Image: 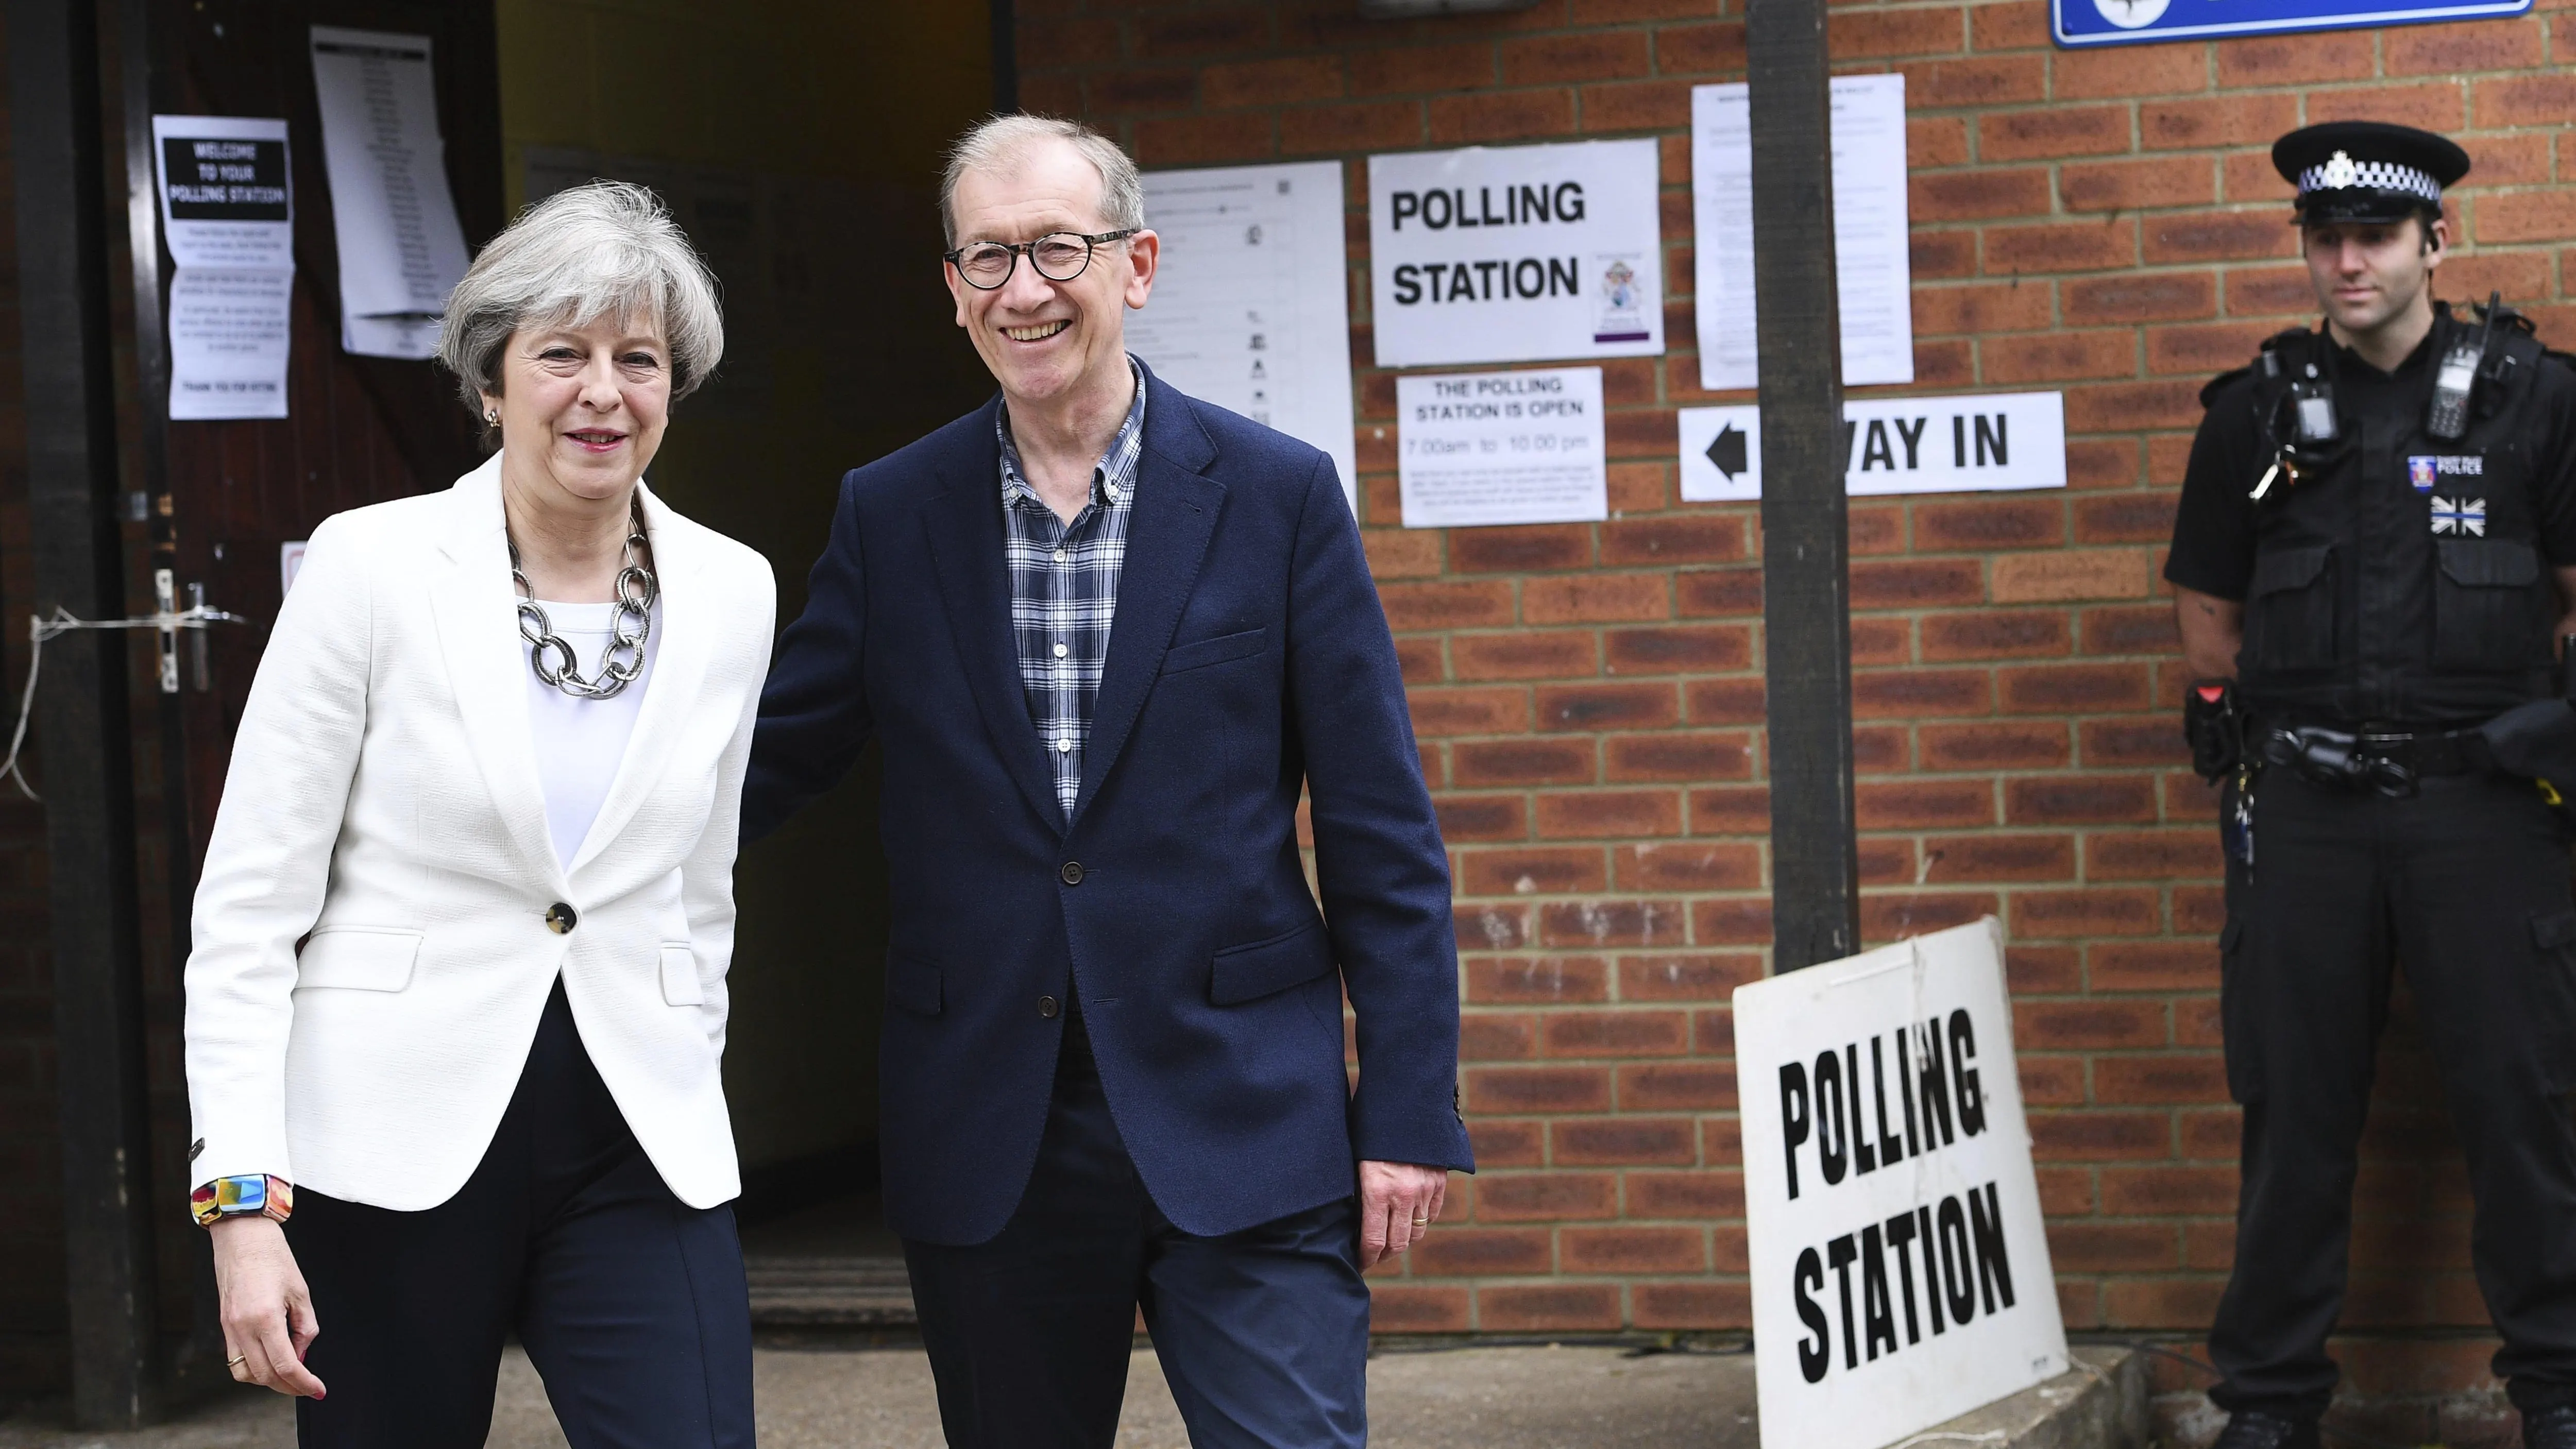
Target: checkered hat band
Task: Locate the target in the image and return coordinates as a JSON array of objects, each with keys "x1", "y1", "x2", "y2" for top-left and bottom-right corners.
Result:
[{"x1": 2298, "y1": 160, "x2": 2442, "y2": 205}]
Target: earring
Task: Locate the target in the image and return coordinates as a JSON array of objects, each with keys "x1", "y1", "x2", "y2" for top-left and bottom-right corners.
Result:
[{"x1": 484, "y1": 410, "x2": 498, "y2": 425}]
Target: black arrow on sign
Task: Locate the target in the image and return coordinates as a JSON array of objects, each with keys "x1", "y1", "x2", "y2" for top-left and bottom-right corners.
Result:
[{"x1": 1706, "y1": 422, "x2": 1748, "y2": 481}]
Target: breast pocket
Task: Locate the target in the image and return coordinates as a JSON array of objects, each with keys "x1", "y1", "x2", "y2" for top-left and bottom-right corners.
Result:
[
  {"x1": 2433, "y1": 537, "x2": 2545, "y2": 673},
  {"x1": 1163, "y1": 627, "x2": 1268, "y2": 676},
  {"x1": 2241, "y1": 544, "x2": 2338, "y2": 674}
]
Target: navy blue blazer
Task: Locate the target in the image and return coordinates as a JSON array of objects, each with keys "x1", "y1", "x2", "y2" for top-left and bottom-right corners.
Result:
[{"x1": 743, "y1": 364, "x2": 1473, "y2": 1245}]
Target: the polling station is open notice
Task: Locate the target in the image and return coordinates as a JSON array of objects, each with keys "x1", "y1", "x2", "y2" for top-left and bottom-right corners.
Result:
[{"x1": 1734, "y1": 918, "x2": 2068, "y2": 1449}]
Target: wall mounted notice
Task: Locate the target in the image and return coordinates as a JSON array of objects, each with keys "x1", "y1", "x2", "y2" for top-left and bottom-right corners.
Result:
[
  {"x1": 309, "y1": 26, "x2": 471, "y2": 360},
  {"x1": 1369, "y1": 139, "x2": 1662, "y2": 369},
  {"x1": 1677, "y1": 391, "x2": 2065, "y2": 502},
  {"x1": 1693, "y1": 75, "x2": 1914, "y2": 393},
  {"x1": 154, "y1": 115, "x2": 293, "y2": 420},
  {"x1": 1131, "y1": 161, "x2": 1358, "y2": 515},
  {"x1": 1397, "y1": 367, "x2": 1604, "y2": 529},
  {"x1": 1735, "y1": 918, "x2": 2068, "y2": 1449}
]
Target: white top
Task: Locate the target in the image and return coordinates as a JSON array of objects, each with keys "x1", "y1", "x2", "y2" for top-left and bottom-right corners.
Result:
[{"x1": 521, "y1": 598, "x2": 658, "y2": 868}]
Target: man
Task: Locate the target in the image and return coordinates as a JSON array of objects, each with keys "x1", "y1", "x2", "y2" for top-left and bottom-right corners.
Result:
[
  {"x1": 2167, "y1": 121, "x2": 2576, "y2": 1449},
  {"x1": 742, "y1": 115, "x2": 1472, "y2": 1448}
]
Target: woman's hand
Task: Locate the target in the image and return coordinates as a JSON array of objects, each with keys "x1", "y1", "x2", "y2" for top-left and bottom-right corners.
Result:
[{"x1": 211, "y1": 1216, "x2": 326, "y2": 1398}]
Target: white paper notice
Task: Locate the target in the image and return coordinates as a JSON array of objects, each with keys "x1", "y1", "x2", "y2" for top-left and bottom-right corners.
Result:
[
  {"x1": 309, "y1": 26, "x2": 471, "y2": 360},
  {"x1": 1397, "y1": 367, "x2": 1605, "y2": 529},
  {"x1": 154, "y1": 115, "x2": 294, "y2": 420},
  {"x1": 1131, "y1": 161, "x2": 1358, "y2": 515},
  {"x1": 1678, "y1": 392, "x2": 2065, "y2": 502},
  {"x1": 1694, "y1": 75, "x2": 1914, "y2": 393},
  {"x1": 1369, "y1": 140, "x2": 1663, "y2": 369}
]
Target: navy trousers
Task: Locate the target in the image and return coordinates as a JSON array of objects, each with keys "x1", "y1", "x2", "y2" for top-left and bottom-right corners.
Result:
[
  {"x1": 904, "y1": 1009, "x2": 1371, "y2": 1449},
  {"x1": 287, "y1": 980, "x2": 755, "y2": 1448}
]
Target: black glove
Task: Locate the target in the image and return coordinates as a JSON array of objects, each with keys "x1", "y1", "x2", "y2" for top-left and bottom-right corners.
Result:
[
  {"x1": 2183, "y1": 680, "x2": 2245, "y2": 783},
  {"x1": 2477, "y1": 698, "x2": 2576, "y2": 785}
]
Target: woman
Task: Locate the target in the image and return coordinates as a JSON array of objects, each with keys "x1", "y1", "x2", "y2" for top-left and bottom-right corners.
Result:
[{"x1": 183, "y1": 181, "x2": 773, "y2": 1446}]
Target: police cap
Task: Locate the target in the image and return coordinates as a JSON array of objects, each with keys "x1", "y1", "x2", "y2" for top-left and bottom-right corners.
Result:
[{"x1": 2272, "y1": 121, "x2": 2469, "y2": 225}]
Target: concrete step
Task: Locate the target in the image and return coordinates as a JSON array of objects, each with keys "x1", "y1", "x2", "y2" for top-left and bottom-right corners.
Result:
[
  {"x1": 744, "y1": 1253, "x2": 917, "y2": 1326},
  {"x1": 1909, "y1": 1345, "x2": 2148, "y2": 1449}
]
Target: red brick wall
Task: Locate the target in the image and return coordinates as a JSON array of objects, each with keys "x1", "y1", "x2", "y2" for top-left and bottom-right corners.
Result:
[{"x1": 1018, "y1": 0, "x2": 2576, "y2": 1376}]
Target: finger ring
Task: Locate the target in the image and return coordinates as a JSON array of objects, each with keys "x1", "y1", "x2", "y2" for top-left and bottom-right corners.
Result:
[
  {"x1": 1411, "y1": 1217, "x2": 1430, "y2": 1226},
  {"x1": 226, "y1": 1354, "x2": 247, "y2": 1369}
]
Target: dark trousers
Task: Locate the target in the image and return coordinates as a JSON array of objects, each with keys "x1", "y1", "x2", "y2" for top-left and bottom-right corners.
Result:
[
  {"x1": 287, "y1": 980, "x2": 754, "y2": 1448},
  {"x1": 2213, "y1": 767, "x2": 2576, "y2": 1419},
  {"x1": 903, "y1": 1010, "x2": 1370, "y2": 1449}
]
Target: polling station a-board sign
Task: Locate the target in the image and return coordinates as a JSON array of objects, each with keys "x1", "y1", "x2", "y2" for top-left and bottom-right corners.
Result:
[{"x1": 1735, "y1": 918, "x2": 2067, "y2": 1449}]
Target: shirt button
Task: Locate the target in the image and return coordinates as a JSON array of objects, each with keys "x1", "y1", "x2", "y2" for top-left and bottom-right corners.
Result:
[
  {"x1": 1056, "y1": 737, "x2": 1073, "y2": 754},
  {"x1": 1060, "y1": 861, "x2": 1084, "y2": 885},
  {"x1": 545, "y1": 902, "x2": 578, "y2": 934},
  {"x1": 1053, "y1": 549, "x2": 1066, "y2": 562},
  {"x1": 1053, "y1": 642, "x2": 1069, "y2": 658},
  {"x1": 1039, "y1": 995, "x2": 1061, "y2": 1019}
]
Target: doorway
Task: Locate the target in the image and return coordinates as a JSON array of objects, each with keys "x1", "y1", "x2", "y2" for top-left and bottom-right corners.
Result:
[{"x1": 490, "y1": 0, "x2": 1004, "y2": 1312}]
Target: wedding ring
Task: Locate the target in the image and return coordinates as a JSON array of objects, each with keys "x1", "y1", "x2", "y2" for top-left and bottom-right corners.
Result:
[
  {"x1": 226, "y1": 1354, "x2": 248, "y2": 1369},
  {"x1": 1411, "y1": 1217, "x2": 1430, "y2": 1226}
]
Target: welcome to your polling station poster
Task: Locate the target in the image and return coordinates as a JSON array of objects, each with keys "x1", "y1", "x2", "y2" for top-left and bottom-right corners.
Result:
[{"x1": 1734, "y1": 918, "x2": 2069, "y2": 1449}]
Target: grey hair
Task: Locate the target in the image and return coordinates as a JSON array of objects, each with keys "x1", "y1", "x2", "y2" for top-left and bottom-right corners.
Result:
[
  {"x1": 436, "y1": 180, "x2": 724, "y2": 412},
  {"x1": 940, "y1": 113, "x2": 1144, "y2": 248}
]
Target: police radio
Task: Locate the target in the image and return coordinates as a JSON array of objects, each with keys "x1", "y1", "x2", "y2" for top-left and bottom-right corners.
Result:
[{"x1": 2427, "y1": 291, "x2": 2503, "y2": 441}]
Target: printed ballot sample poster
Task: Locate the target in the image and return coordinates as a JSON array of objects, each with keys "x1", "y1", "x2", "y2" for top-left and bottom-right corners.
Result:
[
  {"x1": 1368, "y1": 139, "x2": 1662, "y2": 368},
  {"x1": 310, "y1": 26, "x2": 471, "y2": 360},
  {"x1": 1735, "y1": 919, "x2": 2067, "y2": 1449},
  {"x1": 1694, "y1": 75, "x2": 1914, "y2": 392},
  {"x1": 1679, "y1": 392, "x2": 2067, "y2": 503},
  {"x1": 1397, "y1": 367, "x2": 1605, "y2": 529},
  {"x1": 1130, "y1": 161, "x2": 1359, "y2": 515},
  {"x1": 154, "y1": 115, "x2": 294, "y2": 420}
]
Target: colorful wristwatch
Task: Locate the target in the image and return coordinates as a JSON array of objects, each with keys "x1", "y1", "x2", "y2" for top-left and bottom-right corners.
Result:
[{"x1": 190, "y1": 1174, "x2": 294, "y2": 1228}]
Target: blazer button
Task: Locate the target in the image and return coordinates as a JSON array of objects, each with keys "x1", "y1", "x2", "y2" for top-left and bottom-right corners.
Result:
[
  {"x1": 545, "y1": 902, "x2": 579, "y2": 934},
  {"x1": 1039, "y1": 995, "x2": 1061, "y2": 1019},
  {"x1": 1059, "y1": 861, "x2": 1084, "y2": 885}
]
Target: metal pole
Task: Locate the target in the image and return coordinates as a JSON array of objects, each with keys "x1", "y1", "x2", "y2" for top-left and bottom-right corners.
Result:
[
  {"x1": 1747, "y1": 0, "x2": 1859, "y2": 972},
  {"x1": 10, "y1": 0, "x2": 164, "y2": 1424}
]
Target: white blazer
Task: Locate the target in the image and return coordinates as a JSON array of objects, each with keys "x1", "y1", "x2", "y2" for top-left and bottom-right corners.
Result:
[{"x1": 183, "y1": 456, "x2": 776, "y2": 1211}]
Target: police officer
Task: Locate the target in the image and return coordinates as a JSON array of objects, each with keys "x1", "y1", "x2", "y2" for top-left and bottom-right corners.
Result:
[{"x1": 2166, "y1": 121, "x2": 2576, "y2": 1449}]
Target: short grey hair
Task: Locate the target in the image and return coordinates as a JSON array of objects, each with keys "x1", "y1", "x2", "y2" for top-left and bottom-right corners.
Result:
[
  {"x1": 436, "y1": 181, "x2": 724, "y2": 411},
  {"x1": 940, "y1": 114, "x2": 1144, "y2": 249}
]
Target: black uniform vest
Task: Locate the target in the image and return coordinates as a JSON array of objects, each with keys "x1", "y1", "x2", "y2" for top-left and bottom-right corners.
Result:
[{"x1": 2226, "y1": 309, "x2": 2557, "y2": 726}]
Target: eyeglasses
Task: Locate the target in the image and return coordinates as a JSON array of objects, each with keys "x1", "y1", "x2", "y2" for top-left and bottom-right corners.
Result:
[{"x1": 944, "y1": 229, "x2": 1138, "y2": 290}]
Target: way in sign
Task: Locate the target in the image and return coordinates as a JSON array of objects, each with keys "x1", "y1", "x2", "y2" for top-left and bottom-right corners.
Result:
[{"x1": 1840, "y1": 413, "x2": 2011, "y2": 473}]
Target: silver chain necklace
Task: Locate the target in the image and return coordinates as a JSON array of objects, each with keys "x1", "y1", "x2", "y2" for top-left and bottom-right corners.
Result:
[{"x1": 509, "y1": 501, "x2": 657, "y2": 701}]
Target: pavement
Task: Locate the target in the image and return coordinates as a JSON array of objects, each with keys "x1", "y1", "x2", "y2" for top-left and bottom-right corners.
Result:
[{"x1": 0, "y1": 1341, "x2": 2136, "y2": 1449}]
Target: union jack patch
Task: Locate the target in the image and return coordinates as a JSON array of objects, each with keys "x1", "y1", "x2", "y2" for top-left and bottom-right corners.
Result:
[{"x1": 2430, "y1": 497, "x2": 2487, "y2": 536}]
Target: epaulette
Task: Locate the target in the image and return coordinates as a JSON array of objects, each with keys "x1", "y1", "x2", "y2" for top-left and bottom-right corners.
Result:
[
  {"x1": 2473, "y1": 296, "x2": 2540, "y2": 337},
  {"x1": 2200, "y1": 327, "x2": 2321, "y2": 409}
]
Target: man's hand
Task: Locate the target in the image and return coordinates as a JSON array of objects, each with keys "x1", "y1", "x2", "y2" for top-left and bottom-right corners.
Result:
[
  {"x1": 1358, "y1": 1160, "x2": 1449, "y2": 1268},
  {"x1": 211, "y1": 1216, "x2": 326, "y2": 1399}
]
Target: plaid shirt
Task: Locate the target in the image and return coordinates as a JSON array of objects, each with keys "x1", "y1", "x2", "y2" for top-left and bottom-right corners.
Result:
[{"x1": 999, "y1": 360, "x2": 1147, "y2": 820}]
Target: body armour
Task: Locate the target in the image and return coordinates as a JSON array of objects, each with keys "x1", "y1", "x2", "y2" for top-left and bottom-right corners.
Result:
[{"x1": 2211, "y1": 305, "x2": 2559, "y2": 726}]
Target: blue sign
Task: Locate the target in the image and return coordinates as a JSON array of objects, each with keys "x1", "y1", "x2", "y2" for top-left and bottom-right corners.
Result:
[{"x1": 2056, "y1": 0, "x2": 2529, "y2": 46}]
